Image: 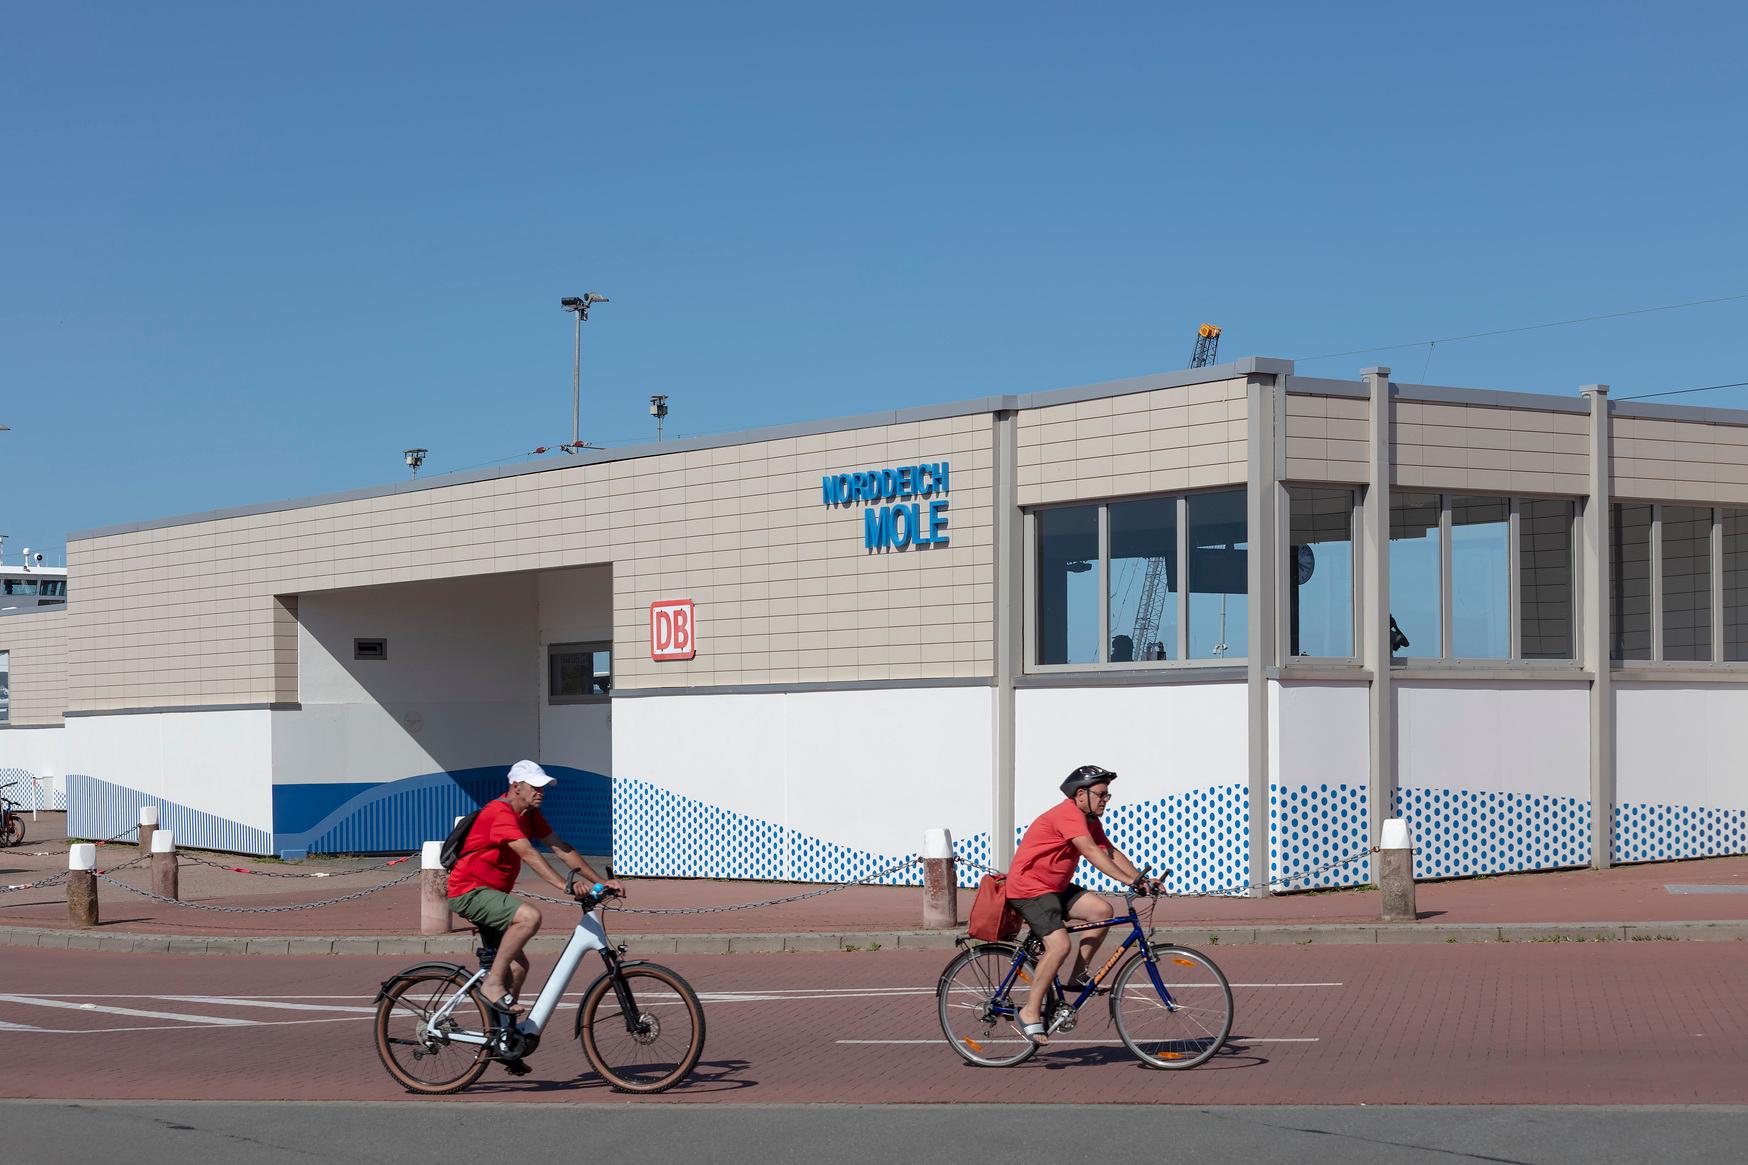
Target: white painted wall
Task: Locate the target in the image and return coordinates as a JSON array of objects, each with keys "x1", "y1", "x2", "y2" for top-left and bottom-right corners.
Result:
[
  {"x1": 282, "y1": 575, "x2": 540, "y2": 784},
  {"x1": 1270, "y1": 682, "x2": 1368, "y2": 791},
  {"x1": 1393, "y1": 682, "x2": 1590, "y2": 799},
  {"x1": 65, "y1": 710, "x2": 275, "y2": 831},
  {"x1": 614, "y1": 687, "x2": 995, "y2": 858},
  {"x1": 1012, "y1": 682, "x2": 1249, "y2": 823},
  {"x1": 1617, "y1": 685, "x2": 1748, "y2": 810},
  {"x1": 537, "y1": 565, "x2": 613, "y2": 775}
]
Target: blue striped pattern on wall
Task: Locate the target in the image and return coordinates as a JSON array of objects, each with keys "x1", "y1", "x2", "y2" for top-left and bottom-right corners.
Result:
[
  {"x1": 67, "y1": 773, "x2": 271, "y2": 855},
  {"x1": 273, "y1": 766, "x2": 612, "y2": 860}
]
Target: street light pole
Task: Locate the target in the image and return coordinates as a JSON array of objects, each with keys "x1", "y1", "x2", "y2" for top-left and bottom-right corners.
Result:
[{"x1": 560, "y1": 293, "x2": 608, "y2": 448}]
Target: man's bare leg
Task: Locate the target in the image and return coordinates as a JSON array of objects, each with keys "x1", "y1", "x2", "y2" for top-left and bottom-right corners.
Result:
[
  {"x1": 1017, "y1": 928, "x2": 1071, "y2": 1045},
  {"x1": 1066, "y1": 893, "x2": 1114, "y2": 983},
  {"x1": 481, "y1": 903, "x2": 542, "y2": 1005}
]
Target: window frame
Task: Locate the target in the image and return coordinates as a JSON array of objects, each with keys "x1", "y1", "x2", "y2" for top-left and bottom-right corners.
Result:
[
  {"x1": 547, "y1": 640, "x2": 613, "y2": 704},
  {"x1": 1279, "y1": 483, "x2": 1362, "y2": 664},
  {"x1": 1612, "y1": 503, "x2": 1734, "y2": 666},
  {"x1": 1025, "y1": 487, "x2": 1248, "y2": 673}
]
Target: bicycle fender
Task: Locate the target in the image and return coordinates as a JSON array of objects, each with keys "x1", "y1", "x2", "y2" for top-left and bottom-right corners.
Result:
[
  {"x1": 374, "y1": 961, "x2": 469, "y2": 1004},
  {"x1": 572, "y1": 960, "x2": 665, "y2": 1039}
]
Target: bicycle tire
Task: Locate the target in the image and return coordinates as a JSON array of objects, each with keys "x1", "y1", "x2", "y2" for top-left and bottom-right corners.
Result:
[
  {"x1": 936, "y1": 941, "x2": 1054, "y2": 1068},
  {"x1": 578, "y1": 963, "x2": 706, "y2": 1094},
  {"x1": 374, "y1": 968, "x2": 493, "y2": 1094},
  {"x1": 1109, "y1": 944, "x2": 1233, "y2": 1069},
  {"x1": 1, "y1": 816, "x2": 22, "y2": 848}
]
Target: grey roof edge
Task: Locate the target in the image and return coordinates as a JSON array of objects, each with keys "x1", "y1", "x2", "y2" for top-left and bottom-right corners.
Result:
[
  {"x1": 1613, "y1": 399, "x2": 1748, "y2": 427},
  {"x1": 66, "y1": 359, "x2": 1286, "y2": 543}
]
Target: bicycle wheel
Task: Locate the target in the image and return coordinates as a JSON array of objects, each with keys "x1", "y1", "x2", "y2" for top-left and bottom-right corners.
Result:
[
  {"x1": 578, "y1": 963, "x2": 706, "y2": 1094},
  {"x1": 936, "y1": 941, "x2": 1050, "y2": 1068},
  {"x1": 1, "y1": 816, "x2": 22, "y2": 847},
  {"x1": 1109, "y1": 945, "x2": 1233, "y2": 1069},
  {"x1": 374, "y1": 969, "x2": 492, "y2": 1094}
]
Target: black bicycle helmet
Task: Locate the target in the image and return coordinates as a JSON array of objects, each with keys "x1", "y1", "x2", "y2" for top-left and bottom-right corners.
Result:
[{"x1": 1060, "y1": 764, "x2": 1117, "y2": 799}]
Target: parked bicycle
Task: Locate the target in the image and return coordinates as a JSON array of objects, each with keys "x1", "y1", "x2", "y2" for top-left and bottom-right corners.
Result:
[
  {"x1": 374, "y1": 872, "x2": 706, "y2": 1094},
  {"x1": 936, "y1": 873, "x2": 1233, "y2": 1068},
  {"x1": 1, "y1": 782, "x2": 25, "y2": 848}
]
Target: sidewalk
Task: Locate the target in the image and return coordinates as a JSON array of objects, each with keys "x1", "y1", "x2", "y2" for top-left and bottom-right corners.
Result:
[{"x1": 5, "y1": 812, "x2": 1748, "y2": 954}]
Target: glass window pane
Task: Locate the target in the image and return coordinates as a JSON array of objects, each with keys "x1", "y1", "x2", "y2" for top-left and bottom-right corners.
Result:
[
  {"x1": 1109, "y1": 497, "x2": 1177, "y2": 661},
  {"x1": 1725, "y1": 509, "x2": 1748, "y2": 663},
  {"x1": 1450, "y1": 496, "x2": 1510, "y2": 659},
  {"x1": 1187, "y1": 490, "x2": 1248, "y2": 659},
  {"x1": 590, "y1": 649, "x2": 613, "y2": 696},
  {"x1": 1287, "y1": 486, "x2": 1354, "y2": 658},
  {"x1": 1036, "y1": 506, "x2": 1101, "y2": 665},
  {"x1": 1611, "y1": 503, "x2": 1652, "y2": 661},
  {"x1": 1389, "y1": 493, "x2": 1442, "y2": 658},
  {"x1": 0, "y1": 650, "x2": 9, "y2": 724},
  {"x1": 1661, "y1": 506, "x2": 1713, "y2": 662},
  {"x1": 1519, "y1": 499, "x2": 1575, "y2": 659}
]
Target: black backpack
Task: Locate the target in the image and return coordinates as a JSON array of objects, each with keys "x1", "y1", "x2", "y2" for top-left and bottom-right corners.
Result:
[{"x1": 439, "y1": 808, "x2": 485, "y2": 870}]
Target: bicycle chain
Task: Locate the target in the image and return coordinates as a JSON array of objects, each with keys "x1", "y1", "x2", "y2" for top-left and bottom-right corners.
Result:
[
  {"x1": 97, "y1": 868, "x2": 419, "y2": 912},
  {"x1": 522, "y1": 855, "x2": 924, "y2": 915}
]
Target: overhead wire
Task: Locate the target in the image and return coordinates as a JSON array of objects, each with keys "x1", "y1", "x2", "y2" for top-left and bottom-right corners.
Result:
[{"x1": 1616, "y1": 379, "x2": 1748, "y2": 402}]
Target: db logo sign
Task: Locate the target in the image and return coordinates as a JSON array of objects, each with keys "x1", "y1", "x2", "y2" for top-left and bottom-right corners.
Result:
[{"x1": 649, "y1": 599, "x2": 697, "y2": 661}]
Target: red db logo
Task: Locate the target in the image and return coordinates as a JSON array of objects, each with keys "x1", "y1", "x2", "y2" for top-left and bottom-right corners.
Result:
[{"x1": 649, "y1": 599, "x2": 696, "y2": 661}]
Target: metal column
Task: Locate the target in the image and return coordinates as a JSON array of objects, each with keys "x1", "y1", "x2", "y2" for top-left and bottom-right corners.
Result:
[
  {"x1": 1361, "y1": 367, "x2": 1393, "y2": 861},
  {"x1": 1581, "y1": 385, "x2": 1613, "y2": 870}
]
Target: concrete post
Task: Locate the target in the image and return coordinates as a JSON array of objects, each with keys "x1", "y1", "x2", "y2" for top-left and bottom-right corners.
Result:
[
  {"x1": 136, "y1": 805, "x2": 160, "y2": 856},
  {"x1": 991, "y1": 409, "x2": 1022, "y2": 869},
  {"x1": 1376, "y1": 817, "x2": 1417, "y2": 922},
  {"x1": 150, "y1": 829, "x2": 179, "y2": 901},
  {"x1": 1582, "y1": 385, "x2": 1614, "y2": 870},
  {"x1": 67, "y1": 843, "x2": 98, "y2": 928},
  {"x1": 1361, "y1": 367, "x2": 1394, "y2": 872},
  {"x1": 420, "y1": 841, "x2": 454, "y2": 936},
  {"x1": 1245, "y1": 372, "x2": 1282, "y2": 897},
  {"x1": 920, "y1": 828, "x2": 958, "y2": 929}
]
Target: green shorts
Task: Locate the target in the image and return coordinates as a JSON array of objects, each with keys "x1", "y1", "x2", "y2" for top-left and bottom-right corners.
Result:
[{"x1": 448, "y1": 886, "x2": 523, "y2": 946}]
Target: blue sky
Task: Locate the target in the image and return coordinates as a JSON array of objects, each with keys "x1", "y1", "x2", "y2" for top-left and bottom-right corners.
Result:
[{"x1": 5, "y1": 1, "x2": 1747, "y2": 561}]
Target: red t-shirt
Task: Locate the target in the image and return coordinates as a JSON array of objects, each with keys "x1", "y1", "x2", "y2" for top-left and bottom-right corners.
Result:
[
  {"x1": 1006, "y1": 799, "x2": 1111, "y2": 899},
  {"x1": 447, "y1": 799, "x2": 553, "y2": 898}
]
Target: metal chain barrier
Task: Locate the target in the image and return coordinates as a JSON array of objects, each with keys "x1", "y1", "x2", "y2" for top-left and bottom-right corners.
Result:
[
  {"x1": 2, "y1": 870, "x2": 70, "y2": 894},
  {"x1": 97, "y1": 868, "x2": 419, "y2": 913},
  {"x1": 952, "y1": 847, "x2": 1378, "y2": 898},
  {"x1": 522, "y1": 855, "x2": 924, "y2": 915},
  {"x1": 176, "y1": 852, "x2": 417, "y2": 879}
]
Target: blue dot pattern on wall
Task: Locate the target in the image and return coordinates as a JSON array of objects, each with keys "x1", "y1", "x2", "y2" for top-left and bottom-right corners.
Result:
[
  {"x1": 611, "y1": 777, "x2": 990, "y2": 888},
  {"x1": 1614, "y1": 802, "x2": 1748, "y2": 863},
  {"x1": 1013, "y1": 785, "x2": 1250, "y2": 897},
  {"x1": 1395, "y1": 787, "x2": 1591, "y2": 878},
  {"x1": 1268, "y1": 783, "x2": 1371, "y2": 890}
]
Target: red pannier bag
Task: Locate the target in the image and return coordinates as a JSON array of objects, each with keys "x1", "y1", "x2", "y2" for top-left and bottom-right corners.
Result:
[{"x1": 966, "y1": 872, "x2": 1023, "y2": 942}]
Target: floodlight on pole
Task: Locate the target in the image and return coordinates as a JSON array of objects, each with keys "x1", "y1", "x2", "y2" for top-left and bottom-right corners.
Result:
[
  {"x1": 403, "y1": 448, "x2": 428, "y2": 478},
  {"x1": 649, "y1": 394, "x2": 669, "y2": 441},
  {"x1": 561, "y1": 292, "x2": 609, "y2": 447}
]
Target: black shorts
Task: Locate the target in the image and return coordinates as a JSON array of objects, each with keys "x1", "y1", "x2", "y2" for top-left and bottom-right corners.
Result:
[{"x1": 1007, "y1": 884, "x2": 1091, "y2": 938}]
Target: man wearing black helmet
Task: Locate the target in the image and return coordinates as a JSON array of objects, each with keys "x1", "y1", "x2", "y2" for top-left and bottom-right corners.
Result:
[{"x1": 1007, "y1": 764, "x2": 1158, "y2": 1046}]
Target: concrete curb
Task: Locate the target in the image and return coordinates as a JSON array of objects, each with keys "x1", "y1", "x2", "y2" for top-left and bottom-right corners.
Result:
[{"x1": 3, "y1": 919, "x2": 1746, "y2": 955}]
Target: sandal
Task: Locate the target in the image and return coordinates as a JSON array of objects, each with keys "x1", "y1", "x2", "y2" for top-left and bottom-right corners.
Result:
[
  {"x1": 481, "y1": 991, "x2": 522, "y2": 1019},
  {"x1": 1020, "y1": 1020, "x2": 1051, "y2": 1047}
]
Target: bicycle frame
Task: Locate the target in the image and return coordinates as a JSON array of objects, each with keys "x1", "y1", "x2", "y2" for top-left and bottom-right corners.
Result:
[
  {"x1": 988, "y1": 902, "x2": 1176, "y2": 1018},
  {"x1": 422, "y1": 908, "x2": 614, "y2": 1047}
]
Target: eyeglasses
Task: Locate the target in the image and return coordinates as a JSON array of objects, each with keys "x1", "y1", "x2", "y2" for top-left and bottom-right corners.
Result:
[{"x1": 1087, "y1": 790, "x2": 1112, "y2": 801}]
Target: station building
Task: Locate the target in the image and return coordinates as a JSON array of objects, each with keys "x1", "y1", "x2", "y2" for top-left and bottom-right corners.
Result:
[{"x1": 3, "y1": 357, "x2": 1746, "y2": 893}]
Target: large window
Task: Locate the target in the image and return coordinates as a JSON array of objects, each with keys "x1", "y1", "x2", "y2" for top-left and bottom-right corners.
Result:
[
  {"x1": 1613, "y1": 504, "x2": 1745, "y2": 664},
  {"x1": 548, "y1": 642, "x2": 612, "y2": 702},
  {"x1": 1033, "y1": 489, "x2": 1246, "y2": 667},
  {"x1": 1390, "y1": 494, "x2": 1577, "y2": 662},
  {"x1": 1287, "y1": 486, "x2": 1355, "y2": 658}
]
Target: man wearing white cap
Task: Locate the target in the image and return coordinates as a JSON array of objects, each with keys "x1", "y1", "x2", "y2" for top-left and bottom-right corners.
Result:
[{"x1": 446, "y1": 759, "x2": 623, "y2": 1014}]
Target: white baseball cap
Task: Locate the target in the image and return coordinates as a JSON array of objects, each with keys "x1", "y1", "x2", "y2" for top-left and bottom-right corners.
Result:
[{"x1": 507, "y1": 759, "x2": 557, "y2": 788}]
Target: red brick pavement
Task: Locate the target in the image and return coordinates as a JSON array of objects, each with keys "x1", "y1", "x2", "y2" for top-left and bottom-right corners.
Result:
[
  {"x1": 5, "y1": 812, "x2": 1748, "y2": 937},
  {"x1": 3, "y1": 944, "x2": 1745, "y2": 1104}
]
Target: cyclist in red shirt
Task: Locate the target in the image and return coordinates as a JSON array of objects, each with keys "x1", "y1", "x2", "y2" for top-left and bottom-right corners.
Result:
[
  {"x1": 1008, "y1": 765, "x2": 1157, "y2": 1045},
  {"x1": 446, "y1": 760, "x2": 623, "y2": 1014}
]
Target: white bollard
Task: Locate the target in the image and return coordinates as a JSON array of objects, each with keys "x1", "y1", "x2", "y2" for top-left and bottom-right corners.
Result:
[
  {"x1": 68, "y1": 843, "x2": 98, "y2": 926},
  {"x1": 420, "y1": 840, "x2": 454, "y2": 935},
  {"x1": 137, "y1": 805, "x2": 160, "y2": 854},
  {"x1": 1377, "y1": 816, "x2": 1416, "y2": 923},
  {"x1": 150, "y1": 829, "x2": 179, "y2": 900},
  {"x1": 921, "y1": 828, "x2": 958, "y2": 930}
]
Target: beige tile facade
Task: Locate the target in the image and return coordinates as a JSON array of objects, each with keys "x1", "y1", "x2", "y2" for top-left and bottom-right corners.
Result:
[
  {"x1": 1392, "y1": 400, "x2": 1592, "y2": 497},
  {"x1": 1284, "y1": 392, "x2": 1370, "y2": 483},
  {"x1": 1611, "y1": 415, "x2": 1748, "y2": 506},
  {"x1": 1017, "y1": 377, "x2": 1248, "y2": 506},
  {"x1": 67, "y1": 412, "x2": 995, "y2": 712},
  {"x1": 0, "y1": 609, "x2": 67, "y2": 726}
]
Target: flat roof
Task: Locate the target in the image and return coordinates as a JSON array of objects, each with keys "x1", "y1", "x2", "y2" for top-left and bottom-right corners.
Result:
[{"x1": 69, "y1": 356, "x2": 1748, "y2": 542}]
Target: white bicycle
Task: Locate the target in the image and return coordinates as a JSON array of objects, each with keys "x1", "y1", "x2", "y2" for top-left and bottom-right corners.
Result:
[{"x1": 373, "y1": 874, "x2": 706, "y2": 1094}]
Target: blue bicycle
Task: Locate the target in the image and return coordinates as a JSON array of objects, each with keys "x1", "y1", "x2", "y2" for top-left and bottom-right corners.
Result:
[{"x1": 936, "y1": 879, "x2": 1233, "y2": 1069}]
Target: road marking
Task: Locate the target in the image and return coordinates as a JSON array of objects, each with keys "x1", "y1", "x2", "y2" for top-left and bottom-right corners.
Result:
[
  {"x1": 0, "y1": 995, "x2": 259, "y2": 1026},
  {"x1": 156, "y1": 996, "x2": 379, "y2": 1014},
  {"x1": 838, "y1": 1037, "x2": 1319, "y2": 1045}
]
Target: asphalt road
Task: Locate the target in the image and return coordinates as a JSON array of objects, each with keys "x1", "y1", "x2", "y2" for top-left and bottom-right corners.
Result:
[
  {"x1": 4, "y1": 942, "x2": 1745, "y2": 1105},
  {"x1": 4, "y1": 1102, "x2": 1747, "y2": 1165}
]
